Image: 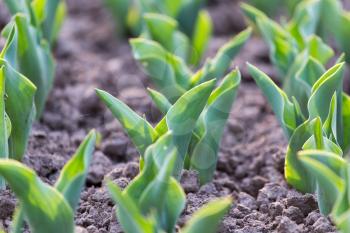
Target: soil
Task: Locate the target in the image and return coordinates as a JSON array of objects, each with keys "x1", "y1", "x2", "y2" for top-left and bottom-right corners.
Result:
[{"x1": 0, "y1": 0, "x2": 337, "y2": 232}]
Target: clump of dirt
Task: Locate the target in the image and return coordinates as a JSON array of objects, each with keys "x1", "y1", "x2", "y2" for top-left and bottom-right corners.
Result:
[{"x1": 0, "y1": 0, "x2": 337, "y2": 232}]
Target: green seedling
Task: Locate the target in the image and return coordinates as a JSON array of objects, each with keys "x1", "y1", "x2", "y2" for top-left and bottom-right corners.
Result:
[
  {"x1": 298, "y1": 150, "x2": 350, "y2": 233},
  {"x1": 141, "y1": 12, "x2": 211, "y2": 66},
  {"x1": 4, "y1": 0, "x2": 66, "y2": 45},
  {"x1": 0, "y1": 130, "x2": 97, "y2": 233},
  {"x1": 0, "y1": 25, "x2": 37, "y2": 190},
  {"x1": 248, "y1": 63, "x2": 350, "y2": 192},
  {"x1": 248, "y1": 63, "x2": 349, "y2": 144},
  {"x1": 131, "y1": 27, "x2": 250, "y2": 102},
  {"x1": 107, "y1": 132, "x2": 232, "y2": 233},
  {"x1": 148, "y1": 70, "x2": 241, "y2": 184},
  {"x1": 97, "y1": 70, "x2": 240, "y2": 184},
  {"x1": 2, "y1": 14, "x2": 55, "y2": 117},
  {"x1": 104, "y1": 0, "x2": 211, "y2": 65},
  {"x1": 244, "y1": 0, "x2": 350, "y2": 63},
  {"x1": 242, "y1": 1, "x2": 333, "y2": 79},
  {"x1": 104, "y1": 0, "x2": 206, "y2": 37},
  {"x1": 97, "y1": 79, "x2": 216, "y2": 179}
]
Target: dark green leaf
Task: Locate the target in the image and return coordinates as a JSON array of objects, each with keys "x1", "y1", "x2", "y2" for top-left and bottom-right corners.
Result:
[{"x1": 55, "y1": 130, "x2": 97, "y2": 211}]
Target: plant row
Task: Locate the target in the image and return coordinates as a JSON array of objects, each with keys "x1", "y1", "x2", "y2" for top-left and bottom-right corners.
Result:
[
  {"x1": 0, "y1": 0, "x2": 251, "y2": 232},
  {"x1": 0, "y1": 0, "x2": 66, "y2": 188},
  {"x1": 242, "y1": 0, "x2": 350, "y2": 232},
  {"x1": 1, "y1": 0, "x2": 350, "y2": 232}
]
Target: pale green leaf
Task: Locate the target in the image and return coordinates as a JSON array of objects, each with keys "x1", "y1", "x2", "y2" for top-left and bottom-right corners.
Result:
[
  {"x1": 143, "y1": 13, "x2": 178, "y2": 54},
  {"x1": 96, "y1": 89, "x2": 158, "y2": 156},
  {"x1": 0, "y1": 160, "x2": 75, "y2": 233},
  {"x1": 107, "y1": 181, "x2": 155, "y2": 233},
  {"x1": 248, "y1": 63, "x2": 304, "y2": 137},
  {"x1": 306, "y1": 36, "x2": 334, "y2": 65},
  {"x1": 298, "y1": 150, "x2": 345, "y2": 215},
  {"x1": 342, "y1": 93, "x2": 350, "y2": 154},
  {"x1": 1, "y1": 60, "x2": 36, "y2": 161},
  {"x1": 55, "y1": 130, "x2": 97, "y2": 211},
  {"x1": 130, "y1": 38, "x2": 191, "y2": 101},
  {"x1": 190, "y1": 10, "x2": 212, "y2": 66},
  {"x1": 308, "y1": 63, "x2": 344, "y2": 144},
  {"x1": 147, "y1": 88, "x2": 171, "y2": 115},
  {"x1": 190, "y1": 70, "x2": 241, "y2": 184},
  {"x1": 5, "y1": 14, "x2": 55, "y2": 117},
  {"x1": 166, "y1": 79, "x2": 215, "y2": 177},
  {"x1": 207, "y1": 28, "x2": 251, "y2": 81},
  {"x1": 104, "y1": 0, "x2": 130, "y2": 35},
  {"x1": 285, "y1": 118, "x2": 320, "y2": 192}
]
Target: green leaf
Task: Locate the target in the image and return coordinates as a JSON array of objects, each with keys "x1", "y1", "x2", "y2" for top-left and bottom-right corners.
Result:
[
  {"x1": 104, "y1": 0, "x2": 130, "y2": 35},
  {"x1": 242, "y1": 4, "x2": 297, "y2": 76},
  {"x1": 241, "y1": 3, "x2": 268, "y2": 26},
  {"x1": 176, "y1": 0, "x2": 206, "y2": 39},
  {"x1": 144, "y1": 13, "x2": 178, "y2": 53},
  {"x1": 195, "y1": 28, "x2": 251, "y2": 85},
  {"x1": 139, "y1": 148, "x2": 176, "y2": 214},
  {"x1": 130, "y1": 38, "x2": 191, "y2": 101},
  {"x1": 147, "y1": 88, "x2": 171, "y2": 115},
  {"x1": 139, "y1": 150, "x2": 183, "y2": 232},
  {"x1": 342, "y1": 93, "x2": 350, "y2": 154},
  {"x1": 335, "y1": 209, "x2": 350, "y2": 233},
  {"x1": 165, "y1": 79, "x2": 215, "y2": 177},
  {"x1": 55, "y1": 130, "x2": 97, "y2": 211},
  {"x1": 285, "y1": 118, "x2": 320, "y2": 192},
  {"x1": 209, "y1": 27, "x2": 251, "y2": 79},
  {"x1": 31, "y1": 0, "x2": 47, "y2": 24},
  {"x1": 11, "y1": 205, "x2": 25, "y2": 233},
  {"x1": 51, "y1": 1, "x2": 66, "y2": 44},
  {"x1": 125, "y1": 132, "x2": 173, "y2": 200},
  {"x1": 0, "y1": 66, "x2": 8, "y2": 159},
  {"x1": 5, "y1": 113, "x2": 11, "y2": 140},
  {"x1": 111, "y1": 132, "x2": 186, "y2": 232},
  {"x1": 0, "y1": 67, "x2": 7, "y2": 189},
  {"x1": 96, "y1": 89, "x2": 158, "y2": 156},
  {"x1": 161, "y1": 0, "x2": 182, "y2": 17},
  {"x1": 4, "y1": 0, "x2": 65, "y2": 44},
  {"x1": 190, "y1": 10, "x2": 212, "y2": 66},
  {"x1": 0, "y1": 160, "x2": 75, "y2": 233},
  {"x1": 287, "y1": 0, "x2": 322, "y2": 46},
  {"x1": 41, "y1": 0, "x2": 64, "y2": 44},
  {"x1": 248, "y1": 63, "x2": 304, "y2": 137},
  {"x1": 3, "y1": 0, "x2": 31, "y2": 22},
  {"x1": 283, "y1": 55, "x2": 325, "y2": 115},
  {"x1": 3, "y1": 14, "x2": 55, "y2": 117},
  {"x1": 190, "y1": 70, "x2": 241, "y2": 184},
  {"x1": 334, "y1": 12, "x2": 350, "y2": 62},
  {"x1": 182, "y1": 196, "x2": 232, "y2": 233},
  {"x1": 143, "y1": 13, "x2": 189, "y2": 61},
  {"x1": 332, "y1": 163, "x2": 350, "y2": 233},
  {"x1": 298, "y1": 150, "x2": 345, "y2": 215},
  {"x1": 1, "y1": 60, "x2": 36, "y2": 161},
  {"x1": 305, "y1": 36, "x2": 334, "y2": 66},
  {"x1": 323, "y1": 93, "x2": 338, "y2": 145},
  {"x1": 163, "y1": 177, "x2": 186, "y2": 232},
  {"x1": 107, "y1": 181, "x2": 155, "y2": 233},
  {"x1": 308, "y1": 63, "x2": 344, "y2": 145}
]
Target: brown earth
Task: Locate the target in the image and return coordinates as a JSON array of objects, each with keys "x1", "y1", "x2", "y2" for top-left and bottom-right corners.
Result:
[{"x1": 0, "y1": 0, "x2": 337, "y2": 232}]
